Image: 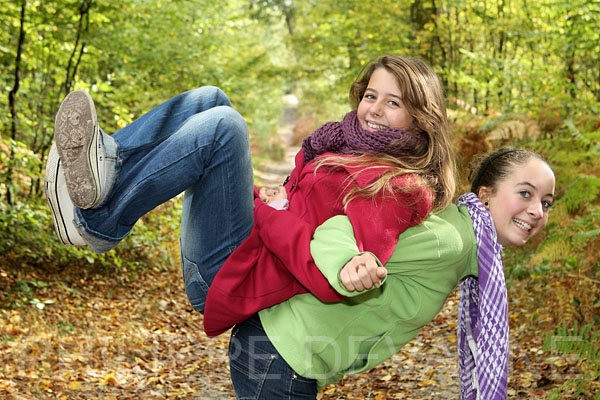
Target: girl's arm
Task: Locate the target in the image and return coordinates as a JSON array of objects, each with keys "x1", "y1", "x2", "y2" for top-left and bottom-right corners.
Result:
[
  {"x1": 310, "y1": 215, "x2": 388, "y2": 297},
  {"x1": 255, "y1": 173, "x2": 430, "y2": 299},
  {"x1": 253, "y1": 199, "x2": 346, "y2": 302}
]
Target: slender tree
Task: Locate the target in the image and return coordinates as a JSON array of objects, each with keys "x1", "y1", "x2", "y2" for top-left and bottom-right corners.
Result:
[
  {"x1": 5, "y1": 0, "x2": 27, "y2": 206},
  {"x1": 63, "y1": 0, "x2": 91, "y2": 95}
]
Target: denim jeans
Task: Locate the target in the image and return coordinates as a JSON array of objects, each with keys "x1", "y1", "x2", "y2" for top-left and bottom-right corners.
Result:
[
  {"x1": 229, "y1": 314, "x2": 318, "y2": 399},
  {"x1": 73, "y1": 87, "x2": 255, "y2": 313}
]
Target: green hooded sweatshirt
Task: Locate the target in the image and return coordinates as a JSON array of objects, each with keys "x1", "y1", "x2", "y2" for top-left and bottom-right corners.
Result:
[{"x1": 259, "y1": 204, "x2": 479, "y2": 389}]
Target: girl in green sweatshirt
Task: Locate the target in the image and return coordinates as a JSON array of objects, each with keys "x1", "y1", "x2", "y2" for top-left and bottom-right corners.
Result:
[{"x1": 228, "y1": 148, "x2": 555, "y2": 399}]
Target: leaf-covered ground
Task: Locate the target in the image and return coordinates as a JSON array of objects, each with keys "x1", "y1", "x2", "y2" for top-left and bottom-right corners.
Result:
[
  {"x1": 0, "y1": 112, "x2": 583, "y2": 399},
  {"x1": 0, "y1": 260, "x2": 570, "y2": 399},
  {"x1": 0, "y1": 262, "x2": 234, "y2": 399}
]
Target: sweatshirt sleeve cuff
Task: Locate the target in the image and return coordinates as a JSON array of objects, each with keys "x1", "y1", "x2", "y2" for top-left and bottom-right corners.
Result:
[{"x1": 311, "y1": 215, "x2": 386, "y2": 297}]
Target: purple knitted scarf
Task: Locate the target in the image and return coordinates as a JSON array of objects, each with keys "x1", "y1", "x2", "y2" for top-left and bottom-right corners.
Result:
[
  {"x1": 301, "y1": 110, "x2": 426, "y2": 164},
  {"x1": 457, "y1": 192, "x2": 509, "y2": 400}
]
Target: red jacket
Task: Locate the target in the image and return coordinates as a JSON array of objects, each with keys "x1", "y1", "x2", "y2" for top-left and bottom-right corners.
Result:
[{"x1": 203, "y1": 150, "x2": 432, "y2": 336}]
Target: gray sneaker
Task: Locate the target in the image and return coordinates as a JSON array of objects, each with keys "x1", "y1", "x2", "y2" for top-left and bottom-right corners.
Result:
[
  {"x1": 44, "y1": 143, "x2": 86, "y2": 246},
  {"x1": 54, "y1": 90, "x2": 106, "y2": 209}
]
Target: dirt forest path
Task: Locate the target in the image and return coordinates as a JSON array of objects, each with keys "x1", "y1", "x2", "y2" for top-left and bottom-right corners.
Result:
[{"x1": 0, "y1": 99, "x2": 549, "y2": 399}]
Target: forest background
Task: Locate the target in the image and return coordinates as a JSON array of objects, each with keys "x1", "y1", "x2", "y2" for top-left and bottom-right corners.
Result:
[{"x1": 1, "y1": 0, "x2": 599, "y2": 398}]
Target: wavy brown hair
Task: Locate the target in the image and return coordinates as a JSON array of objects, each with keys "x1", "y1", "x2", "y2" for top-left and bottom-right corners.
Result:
[{"x1": 316, "y1": 55, "x2": 456, "y2": 211}]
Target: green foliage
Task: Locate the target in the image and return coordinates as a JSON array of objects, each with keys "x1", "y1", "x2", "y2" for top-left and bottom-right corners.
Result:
[
  {"x1": 0, "y1": 0, "x2": 290, "y2": 277},
  {"x1": 0, "y1": 136, "x2": 181, "y2": 286},
  {"x1": 477, "y1": 113, "x2": 529, "y2": 132},
  {"x1": 491, "y1": 117, "x2": 600, "y2": 392},
  {"x1": 0, "y1": 0, "x2": 289, "y2": 177},
  {"x1": 280, "y1": 0, "x2": 415, "y2": 121},
  {"x1": 0, "y1": 193, "x2": 181, "y2": 287},
  {"x1": 561, "y1": 176, "x2": 600, "y2": 214},
  {"x1": 543, "y1": 322, "x2": 600, "y2": 398},
  {"x1": 506, "y1": 120, "x2": 600, "y2": 271},
  {"x1": 0, "y1": 1, "x2": 599, "y2": 395},
  {"x1": 269, "y1": 0, "x2": 600, "y2": 118},
  {"x1": 0, "y1": 138, "x2": 42, "y2": 199}
]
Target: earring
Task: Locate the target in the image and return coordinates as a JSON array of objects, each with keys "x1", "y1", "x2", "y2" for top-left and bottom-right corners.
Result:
[{"x1": 484, "y1": 202, "x2": 489, "y2": 206}]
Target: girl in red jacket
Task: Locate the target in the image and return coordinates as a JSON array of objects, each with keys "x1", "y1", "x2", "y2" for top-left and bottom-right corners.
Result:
[{"x1": 44, "y1": 55, "x2": 455, "y2": 336}]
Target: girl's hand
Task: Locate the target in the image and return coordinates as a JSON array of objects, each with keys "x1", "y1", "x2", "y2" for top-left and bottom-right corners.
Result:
[
  {"x1": 339, "y1": 253, "x2": 387, "y2": 292},
  {"x1": 259, "y1": 186, "x2": 287, "y2": 204}
]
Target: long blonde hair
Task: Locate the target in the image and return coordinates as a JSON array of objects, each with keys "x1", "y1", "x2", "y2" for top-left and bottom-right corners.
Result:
[{"x1": 316, "y1": 55, "x2": 456, "y2": 211}]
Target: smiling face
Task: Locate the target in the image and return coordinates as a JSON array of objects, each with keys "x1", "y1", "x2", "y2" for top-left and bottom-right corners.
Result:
[
  {"x1": 356, "y1": 67, "x2": 414, "y2": 133},
  {"x1": 479, "y1": 158, "x2": 556, "y2": 247}
]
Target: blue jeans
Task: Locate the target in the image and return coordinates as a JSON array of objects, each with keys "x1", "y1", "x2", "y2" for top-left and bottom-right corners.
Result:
[
  {"x1": 229, "y1": 314, "x2": 318, "y2": 399},
  {"x1": 74, "y1": 87, "x2": 255, "y2": 313}
]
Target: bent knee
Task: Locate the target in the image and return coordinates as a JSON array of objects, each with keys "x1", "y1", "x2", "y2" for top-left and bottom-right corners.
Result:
[
  {"x1": 213, "y1": 107, "x2": 248, "y2": 140},
  {"x1": 187, "y1": 86, "x2": 232, "y2": 107}
]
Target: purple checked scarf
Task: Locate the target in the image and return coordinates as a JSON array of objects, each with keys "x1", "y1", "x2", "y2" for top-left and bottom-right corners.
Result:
[
  {"x1": 301, "y1": 110, "x2": 426, "y2": 164},
  {"x1": 457, "y1": 192, "x2": 509, "y2": 400}
]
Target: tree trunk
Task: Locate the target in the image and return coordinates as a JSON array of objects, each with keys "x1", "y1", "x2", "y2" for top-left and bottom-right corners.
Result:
[
  {"x1": 30, "y1": 56, "x2": 53, "y2": 197},
  {"x1": 283, "y1": 5, "x2": 294, "y2": 36},
  {"x1": 451, "y1": 3, "x2": 459, "y2": 99},
  {"x1": 63, "y1": 0, "x2": 91, "y2": 95},
  {"x1": 496, "y1": 0, "x2": 506, "y2": 104},
  {"x1": 8, "y1": 0, "x2": 26, "y2": 143},
  {"x1": 566, "y1": 47, "x2": 576, "y2": 101},
  {"x1": 6, "y1": 0, "x2": 27, "y2": 206},
  {"x1": 596, "y1": 59, "x2": 600, "y2": 102},
  {"x1": 430, "y1": 0, "x2": 448, "y2": 89}
]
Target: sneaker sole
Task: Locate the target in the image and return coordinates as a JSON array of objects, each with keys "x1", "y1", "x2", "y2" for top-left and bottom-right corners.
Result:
[
  {"x1": 54, "y1": 90, "x2": 100, "y2": 209},
  {"x1": 44, "y1": 145, "x2": 80, "y2": 245}
]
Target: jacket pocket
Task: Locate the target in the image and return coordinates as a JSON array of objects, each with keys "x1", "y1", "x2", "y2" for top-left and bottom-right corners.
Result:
[{"x1": 341, "y1": 333, "x2": 387, "y2": 374}]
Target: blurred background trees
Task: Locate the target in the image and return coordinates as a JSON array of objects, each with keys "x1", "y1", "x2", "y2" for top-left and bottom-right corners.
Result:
[{"x1": 1, "y1": 1, "x2": 598, "y2": 395}]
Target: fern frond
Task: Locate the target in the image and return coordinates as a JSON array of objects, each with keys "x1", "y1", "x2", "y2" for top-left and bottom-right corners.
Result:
[
  {"x1": 543, "y1": 322, "x2": 600, "y2": 374},
  {"x1": 530, "y1": 238, "x2": 572, "y2": 265},
  {"x1": 561, "y1": 176, "x2": 600, "y2": 214}
]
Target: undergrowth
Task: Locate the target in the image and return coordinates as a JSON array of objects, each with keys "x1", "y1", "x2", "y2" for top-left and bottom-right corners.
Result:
[
  {"x1": 0, "y1": 136, "x2": 182, "y2": 310},
  {"x1": 543, "y1": 322, "x2": 600, "y2": 399},
  {"x1": 528, "y1": 120, "x2": 600, "y2": 398},
  {"x1": 454, "y1": 111, "x2": 600, "y2": 397}
]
